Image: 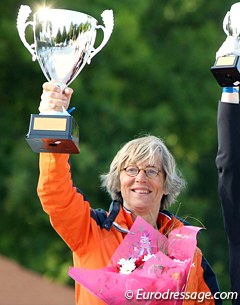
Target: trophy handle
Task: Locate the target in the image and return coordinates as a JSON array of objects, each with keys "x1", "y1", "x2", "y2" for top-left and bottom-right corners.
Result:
[
  {"x1": 223, "y1": 11, "x2": 231, "y2": 36},
  {"x1": 87, "y1": 10, "x2": 114, "y2": 64},
  {"x1": 17, "y1": 5, "x2": 37, "y2": 61}
]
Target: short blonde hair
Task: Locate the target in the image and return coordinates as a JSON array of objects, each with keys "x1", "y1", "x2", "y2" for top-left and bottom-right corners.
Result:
[{"x1": 100, "y1": 135, "x2": 186, "y2": 209}]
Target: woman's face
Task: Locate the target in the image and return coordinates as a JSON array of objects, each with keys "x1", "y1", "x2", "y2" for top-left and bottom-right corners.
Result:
[{"x1": 119, "y1": 158, "x2": 167, "y2": 215}]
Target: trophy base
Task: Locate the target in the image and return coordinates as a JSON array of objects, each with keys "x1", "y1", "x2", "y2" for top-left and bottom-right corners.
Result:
[
  {"x1": 211, "y1": 55, "x2": 240, "y2": 87},
  {"x1": 26, "y1": 114, "x2": 80, "y2": 154}
]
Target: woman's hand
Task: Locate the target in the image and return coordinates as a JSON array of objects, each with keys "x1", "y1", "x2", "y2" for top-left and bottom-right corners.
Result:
[{"x1": 39, "y1": 82, "x2": 74, "y2": 113}]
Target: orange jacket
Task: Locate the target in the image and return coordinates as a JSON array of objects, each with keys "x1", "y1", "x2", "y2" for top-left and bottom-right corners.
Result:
[{"x1": 37, "y1": 153, "x2": 221, "y2": 305}]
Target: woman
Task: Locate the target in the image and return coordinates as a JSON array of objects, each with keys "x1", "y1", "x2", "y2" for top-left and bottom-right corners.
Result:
[{"x1": 37, "y1": 82, "x2": 221, "y2": 305}]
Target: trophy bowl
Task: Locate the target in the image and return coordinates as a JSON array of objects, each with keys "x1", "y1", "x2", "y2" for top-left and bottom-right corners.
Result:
[{"x1": 17, "y1": 5, "x2": 114, "y2": 153}]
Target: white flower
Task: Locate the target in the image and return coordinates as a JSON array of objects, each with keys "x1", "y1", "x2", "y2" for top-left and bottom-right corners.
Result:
[
  {"x1": 118, "y1": 258, "x2": 137, "y2": 274},
  {"x1": 142, "y1": 254, "x2": 156, "y2": 262},
  {"x1": 173, "y1": 258, "x2": 190, "y2": 265}
]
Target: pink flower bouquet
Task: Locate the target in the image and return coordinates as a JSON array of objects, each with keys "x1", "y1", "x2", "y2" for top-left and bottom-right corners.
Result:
[{"x1": 69, "y1": 217, "x2": 201, "y2": 305}]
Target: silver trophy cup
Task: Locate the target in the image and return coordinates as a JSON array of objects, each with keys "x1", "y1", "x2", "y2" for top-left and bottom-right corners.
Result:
[
  {"x1": 211, "y1": 3, "x2": 240, "y2": 87},
  {"x1": 17, "y1": 5, "x2": 114, "y2": 153}
]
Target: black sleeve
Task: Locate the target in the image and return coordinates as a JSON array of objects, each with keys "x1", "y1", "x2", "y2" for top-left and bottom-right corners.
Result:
[{"x1": 216, "y1": 101, "x2": 240, "y2": 301}]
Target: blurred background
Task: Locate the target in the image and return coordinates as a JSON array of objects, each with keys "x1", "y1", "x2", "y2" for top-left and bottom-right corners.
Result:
[{"x1": 0, "y1": 0, "x2": 237, "y2": 303}]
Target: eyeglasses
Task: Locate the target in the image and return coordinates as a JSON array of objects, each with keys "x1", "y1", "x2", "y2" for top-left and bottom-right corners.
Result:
[{"x1": 122, "y1": 165, "x2": 162, "y2": 178}]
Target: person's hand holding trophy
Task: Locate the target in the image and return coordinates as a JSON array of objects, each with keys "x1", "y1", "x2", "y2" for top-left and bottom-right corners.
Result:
[
  {"x1": 211, "y1": 3, "x2": 240, "y2": 87},
  {"x1": 17, "y1": 5, "x2": 114, "y2": 153}
]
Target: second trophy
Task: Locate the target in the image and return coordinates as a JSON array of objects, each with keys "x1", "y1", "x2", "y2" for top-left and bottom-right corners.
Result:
[
  {"x1": 17, "y1": 5, "x2": 114, "y2": 153},
  {"x1": 211, "y1": 3, "x2": 240, "y2": 87}
]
